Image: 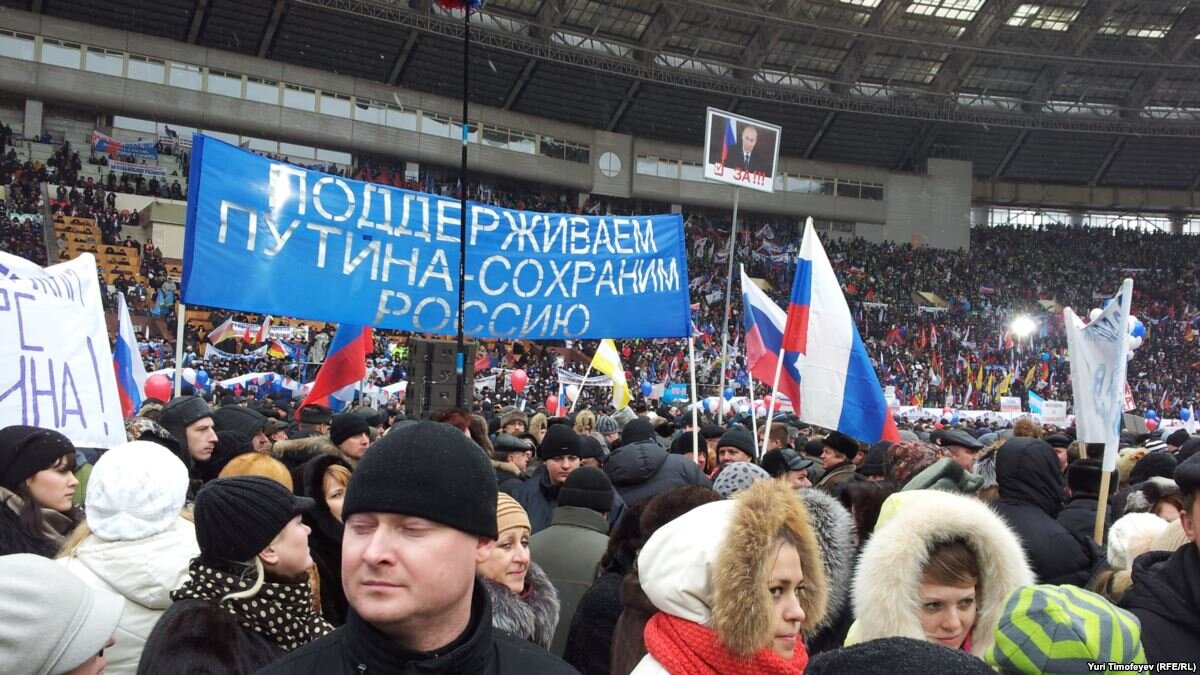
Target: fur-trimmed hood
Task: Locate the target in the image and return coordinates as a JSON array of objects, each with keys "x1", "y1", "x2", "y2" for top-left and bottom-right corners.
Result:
[
  {"x1": 850, "y1": 490, "x2": 1035, "y2": 657},
  {"x1": 271, "y1": 435, "x2": 338, "y2": 471},
  {"x1": 796, "y1": 488, "x2": 855, "y2": 643},
  {"x1": 638, "y1": 479, "x2": 828, "y2": 658},
  {"x1": 480, "y1": 562, "x2": 560, "y2": 650}
]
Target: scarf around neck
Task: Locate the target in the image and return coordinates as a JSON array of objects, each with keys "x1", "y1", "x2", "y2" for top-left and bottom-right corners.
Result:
[
  {"x1": 644, "y1": 612, "x2": 808, "y2": 675},
  {"x1": 171, "y1": 559, "x2": 333, "y2": 651}
]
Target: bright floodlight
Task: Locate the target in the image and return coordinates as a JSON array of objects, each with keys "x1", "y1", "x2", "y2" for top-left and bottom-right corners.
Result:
[{"x1": 1010, "y1": 315, "x2": 1036, "y2": 339}]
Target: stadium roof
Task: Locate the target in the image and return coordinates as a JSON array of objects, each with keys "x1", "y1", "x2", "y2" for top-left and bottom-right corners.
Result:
[{"x1": 16, "y1": 0, "x2": 1200, "y2": 188}]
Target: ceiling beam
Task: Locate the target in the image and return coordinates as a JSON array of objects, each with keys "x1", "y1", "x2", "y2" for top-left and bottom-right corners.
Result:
[
  {"x1": 502, "y1": 59, "x2": 538, "y2": 109},
  {"x1": 530, "y1": 0, "x2": 570, "y2": 41},
  {"x1": 735, "y1": 0, "x2": 791, "y2": 80},
  {"x1": 1119, "y1": 6, "x2": 1200, "y2": 118},
  {"x1": 606, "y1": 80, "x2": 641, "y2": 131},
  {"x1": 1021, "y1": 0, "x2": 1122, "y2": 112},
  {"x1": 1089, "y1": 135, "x2": 1127, "y2": 185},
  {"x1": 634, "y1": 4, "x2": 685, "y2": 65},
  {"x1": 993, "y1": 129, "x2": 1029, "y2": 179},
  {"x1": 386, "y1": 31, "x2": 420, "y2": 85},
  {"x1": 895, "y1": 121, "x2": 938, "y2": 171},
  {"x1": 829, "y1": 0, "x2": 907, "y2": 95},
  {"x1": 928, "y1": 0, "x2": 1021, "y2": 96},
  {"x1": 257, "y1": 0, "x2": 287, "y2": 59},
  {"x1": 186, "y1": 0, "x2": 210, "y2": 43},
  {"x1": 803, "y1": 110, "x2": 837, "y2": 159}
]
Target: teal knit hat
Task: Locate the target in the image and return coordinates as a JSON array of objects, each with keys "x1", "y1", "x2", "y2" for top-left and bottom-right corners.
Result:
[
  {"x1": 900, "y1": 457, "x2": 985, "y2": 495},
  {"x1": 986, "y1": 585, "x2": 1146, "y2": 674}
]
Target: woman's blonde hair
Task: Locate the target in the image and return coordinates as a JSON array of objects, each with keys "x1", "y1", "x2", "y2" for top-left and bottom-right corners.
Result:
[
  {"x1": 574, "y1": 410, "x2": 596, "y2": 436},
  {"x1": 324, "y1": 464, "x2": 351, "y2": 490},
  {"x1": 57, "y1": 507, "x2": 194, "y2": 559}
]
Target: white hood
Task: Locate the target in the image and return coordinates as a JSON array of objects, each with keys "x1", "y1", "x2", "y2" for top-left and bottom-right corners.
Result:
[
  {"x1": 65, "y1": 518, "x2": 198, "y2": 609},
  {"x1": 637, "y1": 499, "x2": 736, "y2": 626}
]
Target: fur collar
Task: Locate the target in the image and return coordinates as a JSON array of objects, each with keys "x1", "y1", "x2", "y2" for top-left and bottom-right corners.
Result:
[
  {"x1": 713, "y1": 479, "x2": 829, "y2": 658},
  {"x1": 480, "y1": 562, "x2": 560, "y2": 650},
  {"x1": 796, "y1": 488, "x2": 855, "y2": 641},
  {"x1": 491, "y1": 459, "x2": 522, "y2": 477},
  {"x1": 271, "y1": 435, "x2": 338, "y2": 470},
  {"x1": 851, "y1": 490, "x2": 1035, "y2": 657}
]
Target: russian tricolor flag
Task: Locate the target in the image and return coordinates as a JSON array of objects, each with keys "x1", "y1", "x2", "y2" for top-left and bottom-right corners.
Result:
[
  {"x1": 721, "y1": 117, "x2": 737, "y2": 165},
  {"x1": 740, "y1": 266, "x2": 801, "y2": 409},
  {"x1": 781, "y1": 220, "x2": 899, "y2": 443},
  {"x1": 300, "y1": 323, "x2": 373, "y2": 413},
  {"x1": 113, "y1": 293, "x2": 148, "y2": 418}
]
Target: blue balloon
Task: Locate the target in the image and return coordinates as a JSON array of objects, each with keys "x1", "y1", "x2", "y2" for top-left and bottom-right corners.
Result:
[
  {"x1": 1040, "y1": 352, "x2": 1050, "y2": 362},
  {"x1": 1131, "y1": 319, "x2": 1146, "y2": 339},
  {"x1": 196, "y1": 369, "x2": 210, "y2": 386},
  {"x1": 723, "y1": 387, "x2": 734, "y2": 401},
  {"x1": 1146, "y1": 409, "x2": 1158, "y2": 420},
  {"x1": 640, "y1": 381, "x2": 653, "y2": 396},
  {"x1": 950, "y1": 413, "x2": 959, "y2": 425},
  {"x1": 1182, "y1": 408, "x2": 1192, "y2": 422}
]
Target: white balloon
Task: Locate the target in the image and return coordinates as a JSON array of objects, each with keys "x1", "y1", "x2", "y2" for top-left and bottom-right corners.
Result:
[
  {"x1": 566, "y1": 384, "x2": 580, "y2": 401},
  {"x1": 181, "y1": 367, "x2": 197, "y2": 385},
  {"x1": 1128, "y1": 335, "x2": 1143, "y2": 350},
  {"x1": 1127, "y1": 315, "x2": 1138, "y2": 332},
  {"x1": 1089, "y1": 308, "x2": 1102, "y2": 322}
]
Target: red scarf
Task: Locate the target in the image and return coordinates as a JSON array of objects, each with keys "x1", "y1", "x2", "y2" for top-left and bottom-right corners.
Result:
[{"x1": 643, "y1": 612, "x2": 809, "y2": 674}]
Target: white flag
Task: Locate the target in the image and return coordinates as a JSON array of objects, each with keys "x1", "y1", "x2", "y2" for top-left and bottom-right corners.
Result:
[{"x1": 1063, "y1": 279, "x2": 1133, "y2": 472}]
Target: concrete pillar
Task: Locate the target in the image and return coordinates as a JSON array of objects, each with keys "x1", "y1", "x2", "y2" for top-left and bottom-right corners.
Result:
[{"x1": 23, "y1": 99, "x2": 43, "y2": 139}]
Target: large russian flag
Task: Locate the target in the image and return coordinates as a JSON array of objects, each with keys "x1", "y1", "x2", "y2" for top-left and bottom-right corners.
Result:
[
  {"x1": 781, "y1": 220, "x2": 899, "y2": 443},
  {"x1": 740, "y1": 266, "x2": 801, "y2": 409},
  {"x1": 113, "y1": 293, "x2": 148, "y2": 417},
  {"x1": 300, "y1": 324, "x2": 372, "y2": 413}
]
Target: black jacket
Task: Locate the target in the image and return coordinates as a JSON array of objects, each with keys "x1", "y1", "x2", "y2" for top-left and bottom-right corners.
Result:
[
  {"x1": 257, "y1": 579, "x2": 577, "y2": 674},
  {"x1": 1056, "y1": 495, "x2": 1111, "y2": 545},
  {"x1": 493, "y1": 459, "x2": 525, "y2": 495},
  {"x1": 563, "y1": 569, "x2": 624, "y2": 675},
  {"x1": 603, "y1": 438, "x2": 711, "y2": 506},
  {"x1": 138, "y1": 599, "x2": 283, "y2": 674},
  {"x1": 1120, "y1": 545, "x2": 1200, "y2": 664},
  {"x1": 991, "y1": 437, "x2": 1102, "y2": 586},
  {"x1": 296, "y1": 454, "x2": 351, "y2": 625},
  {"x1": 511, "y1": 466, "x2": 627, "y2": 534}
]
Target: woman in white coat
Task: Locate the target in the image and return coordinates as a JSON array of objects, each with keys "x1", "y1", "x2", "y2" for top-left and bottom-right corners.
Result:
[
  {"x1": 58, "y1": 441, "x2": 199, "y2": 675},
  {"x1": 632, "y1": 478, "x2": 829, "y2": 674},
  {"x1": 845, "y1": 489, "x2": 1035, "y2": 658}
]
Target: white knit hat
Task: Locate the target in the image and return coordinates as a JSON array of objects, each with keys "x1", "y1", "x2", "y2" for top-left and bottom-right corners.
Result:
[
  {"x1": 0, "y1": 553, "x2": 124, "y2": 675},
  {"x1": 86, "y1": 441, "x2": 189, "y2": 541},
  {"x1": 1106, "y1": 512, "x2": 1170, "y2": 571}
]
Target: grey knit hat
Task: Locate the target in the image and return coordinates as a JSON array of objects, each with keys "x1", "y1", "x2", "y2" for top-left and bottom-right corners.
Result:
[
  {"x1": 713, "y1": 461, "x2": 770, "y2": 498},
  {"x1": 596, "y1": 415, "x2": 620, "y2": 435}
]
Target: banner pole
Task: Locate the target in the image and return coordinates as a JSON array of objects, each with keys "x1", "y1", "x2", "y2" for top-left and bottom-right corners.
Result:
[
  {"x1": 688, "y1": 335, "x2": 700, "y2": 465},
  {"x1": 453, "y1": 5, "x2": 472, "y2": 411},
  {"x1": 748, "y1": 372, "x2": 760, "y2": 458},
  {"x1": 1094, "y1": 470, "x2": 1112, "y2": 545},
  {"x1": 762, "y1": 346, "x2": 786, "y2": 458},
  {"x1": 173, "y1": 304, "x2": 186, "y2": 398},
  {"x1": 717, "y1": 187, "x2": 741, "y2": 422},
  {"x1": 567, "y1": 364, "x2": 594, "y2": 414}
]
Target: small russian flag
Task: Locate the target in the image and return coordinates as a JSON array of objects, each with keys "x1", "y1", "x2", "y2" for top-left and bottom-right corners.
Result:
[
  {"x1": 721, "y1": 118, "x2": 737, "y2": 165},
  {"x1": 300, "y1": 324, "x2": 373, "y2": 414},
  {"x1": 113, "y1": 293, "x2": 148, "y2": 418}
]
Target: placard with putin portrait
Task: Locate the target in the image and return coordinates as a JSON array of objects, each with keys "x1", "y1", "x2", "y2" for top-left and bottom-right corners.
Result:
[{"x1": 703, "y1": 108, "x2": 781, "y2": 193}]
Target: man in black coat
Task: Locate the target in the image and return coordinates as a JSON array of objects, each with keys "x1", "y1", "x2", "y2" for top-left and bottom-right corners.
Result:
[
  {"x1": 1056, "y1": 458, "x2": 1114, "y2": 543},
  {"x1": 512, "y1": 425, "x2": 626, "y2": 533},
  {"x1": 991, "y1": 437, "x2": 1102, "y2": 586},
  {"x1": 604, "y1": 418, "x2": 711, "y2": 506},
  {"x1": 259, "y1": 422, "x2": 575, "y2": 674},
  {"x1": 1120, "y1": 454, "x2": 1200, "y2": 664}
]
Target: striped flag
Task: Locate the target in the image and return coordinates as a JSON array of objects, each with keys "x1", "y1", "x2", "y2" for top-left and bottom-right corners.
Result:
[
  {"x1": 591, "y1": 339, "x2": 630, "y2": 409},
  {"x1": 113, "y1": 293, "x2": 148, "y2": 417}
]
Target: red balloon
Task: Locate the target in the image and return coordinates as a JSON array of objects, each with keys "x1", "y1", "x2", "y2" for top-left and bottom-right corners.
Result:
[
  {"x1": 510, "y1": 369, "x2": 528, "y2": 394},
  {"x1": 546, "y1": 395, "x2": 559, "y2": 414},
  {"x1": 762, "y1": 395, "x2": 774, "y2": 411},
  {"x1": 1146, "y1": 418, "x2": 1159, "y2": 432},
  {"x1": 144, "y1": 374, "x2": 173, "y2": 401}
]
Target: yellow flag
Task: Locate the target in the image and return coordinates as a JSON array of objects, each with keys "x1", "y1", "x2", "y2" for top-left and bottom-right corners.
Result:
[
  {"x1": 1023, "y1": 363, "x2": 1037, "y2": 388},
  {"x1": 997, "y1": 372, "x2": 1012, "y2": 396},
  {"x1": 976, "y1": 364, "x2": 985, "y2": 390},
  {"x1": 986, "y1": 372, "x2": 995, "y2": 396},
  {"x1": 591, "y1": 339, "x2": 630, "y2": 409}
]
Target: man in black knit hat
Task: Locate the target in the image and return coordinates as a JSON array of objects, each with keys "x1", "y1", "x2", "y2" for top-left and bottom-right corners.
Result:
[
  {"x1": 511, "y1": 425, "x2": 626, "y2": 534},
  {"x1": 158, "y1": 395, "x2": 217, "y2": 465},
  {"x1": 259, "y1": 422, "x2": 574, "y2": 674},
  {"x1": 329, "y1": 412, "x2": 370, "y2": 466}
]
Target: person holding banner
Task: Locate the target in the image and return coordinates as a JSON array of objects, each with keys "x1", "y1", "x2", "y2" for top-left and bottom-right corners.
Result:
[{"x1": 0, "y1": 426, "x2": 81, "y2": 558}]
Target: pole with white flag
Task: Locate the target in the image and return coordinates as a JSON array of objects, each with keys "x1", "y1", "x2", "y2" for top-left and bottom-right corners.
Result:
[
  {"x1": 688, "y1": 335, "x2": 701, "y2": 464},
  {"x1": 173, "y1": 304, "x2": 187, "y2": 397},
  {"x1": 1063, "y1": 278, "x2": 1133, "y2": 545}
]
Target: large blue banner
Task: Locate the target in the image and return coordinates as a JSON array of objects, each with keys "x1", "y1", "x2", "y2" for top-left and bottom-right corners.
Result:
[{"x1": 181, "y1": 135, "x2": 691, "y2": 340}]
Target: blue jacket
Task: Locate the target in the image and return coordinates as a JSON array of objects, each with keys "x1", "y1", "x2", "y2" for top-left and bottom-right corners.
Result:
[{"x1": 511, "y1": 466, "x2": 626, "y2": 534}]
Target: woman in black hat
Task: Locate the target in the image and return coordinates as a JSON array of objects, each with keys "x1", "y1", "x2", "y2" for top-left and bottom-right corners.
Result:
[
  {"x1": 138, "y1": 476, "x2": 333, "y2": 674},
  {"x1": 0, "y1": 425, "x2": 81, "y2": 557}
]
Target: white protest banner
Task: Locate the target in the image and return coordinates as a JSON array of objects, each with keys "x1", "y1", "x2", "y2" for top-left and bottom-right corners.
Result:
[
  {"x1": 999, "y1": 396, "x2": 1021, "y2": 413},
  {"x1": 0, "y1": 252, "x2": 126, "y2": 448},
  {"x1": 1065, "y1": 279, "x2": 1133, "y2": 472},
  {"x1": 1042, "y1": 400, "x2": 1068, "y2": 426}
]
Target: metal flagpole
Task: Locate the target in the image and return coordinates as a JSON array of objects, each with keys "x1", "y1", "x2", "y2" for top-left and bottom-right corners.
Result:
[
  {"x1": 748, "y1": 372, "x2": 760, "y2": 458},
  {"x1": 173, "y1": 304, "x2": 187, "y2": 397},
  {"x1": 688, "y1": 335, "x2": 701, "y2": 464},
  {"x1": 762, "y1": 346, "x2": 787, "y2": 458},
  {"x1": 567, "y1": 364, "x2": 594, "y2": 414},
  {"x1": 453, "y1": 4, "x2": 472, "y2": 410},
  {"x1": 716, "y1": 186, "x2": 741, "y2": 422}
]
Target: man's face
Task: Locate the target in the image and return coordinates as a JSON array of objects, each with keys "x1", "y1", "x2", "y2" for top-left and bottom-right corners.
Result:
[
  {"x1": 741, "y1": 126, "x2": 758, "y2": 155},
  {"x1": 718, "y1": 446, "x2": 752, "y2": 467},
  {"x1": 342, "y1": 513, "x2": 492, "y2": 645},
  {"x1": 545, "y1": 455, "x2": 580, "y2": 485},
  {"x1": 251, "y1": 431, "x2": 272, "y2": 453},
  {"x1": 1179, "y1": 501, "x2": 1198, "y2": 554},
  {"x1": 340, "y1": 433, "x2": 371, "y2": 461},
  {"x1": 503, "y1": 421, "x2": 526, "y2": 436},
  {"x1": 785, "y1": 469, "x2": 811, "y2": 490},
  {"x1": 508, "y1": 450, "x2": 531, "y2": 472},
  {"x1": 820, "y1": 446, "x2": 846, "y2": 470},
  {"x1": 186, "y1": 417, "x2": 218, "y2": 462},
  {"x1": 948, "y1": 446, "x2": 978, "y2": 473}
]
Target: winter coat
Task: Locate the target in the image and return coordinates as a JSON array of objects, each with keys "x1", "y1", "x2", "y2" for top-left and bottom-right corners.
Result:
[
  {"x1": 1120, "y1": 545, "x2": 1200, "y2": 664},
  {"x1": 603, "y1": 438, "x2": 711, "y2": 506},
  {"x1": 631, "y1": 479, "x2": 829, "y2": 673},
  {"x1": 493, "y1": 459, "x2": 525, "y2": 495},
  {"x1": 1057, "y1": 495, "x2": 1111, "y2": 544},
  {"x1": 137, "y1": 599, "x2": 284, "y2": 674},
  {"x1": 511, "y1": 465, "x2": 627, "y2": 534},
  {"x1": 0, "y1": 486, "x2": 74, "y2": 558},
  {"x1": 796, "y1": 488, "x2": 857, "y2": 656},
  {"x1": 272, "y1": 435, "x2": 339, "y2": 472},
  {"x1": 815, "y1": 462, "x2": 856, "y2": 494},
  {"x1": 563, "y1": 559, "x2": 632, "y2": 675},
  {"x1": 846, "y1": 490, "x2": 1035, "y2": 658},
  {"x1": 481, "y1": 563, "x2": 560, "y2": 650},
  {"x1": 257, "y1": 579, "x2": 577, "y2": 674},
  {"x1": 610, "y1": 570, "x2": 657, "y2": 675},
  {"x1": 991, "y1": 438, "x2": 1102, "y2": 586},
  {"x1": 530, "y1": 506, "x2": 610, "y2": 657},
  {"x1": 294, "y1": 454, "x2": 350, "y2": 625},
  {"x1": 57, "y1": 518, "x2": 198, "y2": 675}
]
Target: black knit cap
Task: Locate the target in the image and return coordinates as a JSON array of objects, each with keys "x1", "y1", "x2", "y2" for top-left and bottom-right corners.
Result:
[
  {"x1": 1177, "y1": 454, "x2": 1200, "y2": 495},
  {"x1": 621, "y1": 418, "x2": 655, "y2": 444},
  {"x1": 193, "y1": 476, "x2": 314, "y2": 564},
  {"x1": 330, "y1": 413, "x2": 370, "y2": 446},
  {"x1": 343, "y1": 421, "x2": 498, "y2": 539},
  {"x1": 717, "y1": 426, "x2": 756, "y2": 459},
  {"x1": 212, "y1": 406, "x2": 267, "y2": 438},
  {"x1": 577, "y1": 434, "x2": 606, "y2": 460},
  {"x1": 0, "y1": 426, "x2": 76, "y2": 492},
  {"x1": 699, "y1": 424, "x2": 726, "y2": 440},
  {"x1": 558, "y1": 466, "x2": 613, "y2": 514},
  {"x1": 1166, "y1": 428, "x2": 1192, "y2": 448},
  {"x1": 158, "y1": 395, "x2": 214, "y2": 447},
  {"x1": 538, "y1": 425, "x2": 583, "y2": 462},
  {"x1": 807, "y1": 637, "x2": 995, "y2": 675}
]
